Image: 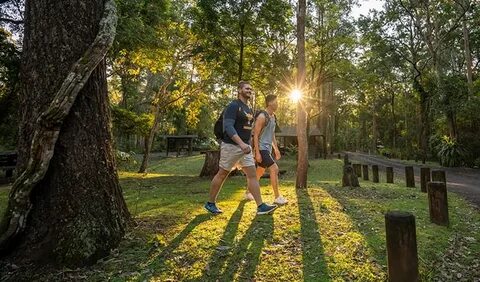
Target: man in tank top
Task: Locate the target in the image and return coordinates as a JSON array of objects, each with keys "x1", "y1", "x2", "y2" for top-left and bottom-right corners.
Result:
[{"x1": 245, "y1": 94, "x2": 288, "y2": 205}]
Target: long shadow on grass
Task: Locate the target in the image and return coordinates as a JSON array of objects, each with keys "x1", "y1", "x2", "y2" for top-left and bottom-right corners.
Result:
[
  {"x1": 296, "y1": 188, "x2": 331, "y2": 281},
  {"x1": 197, "y1": 206, "x2": 274, "y2": 281},
  {"x1": 195, "y1": 200, "x2": 246, "y2": 281},
  {"x1": 121, "y1": 175, "x2": 240, "y2": 217},
  {"x1": 135, "y1": 213, "x2": 211, "y2": 281},
  {"x1": 321, "y1": 185, "x2": 387, "y2": 266}
]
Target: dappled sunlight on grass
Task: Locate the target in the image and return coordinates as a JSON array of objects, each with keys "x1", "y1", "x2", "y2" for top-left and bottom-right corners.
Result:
[
  {"x1": 322, "y1": 180, "x2": 480, "y2": 281},
  {"x1": 1, "y1": 155, "x2": 479, "y2": 281},
  {"x1": 299, "y1": 186, "x2": 385, "y2": 281}
]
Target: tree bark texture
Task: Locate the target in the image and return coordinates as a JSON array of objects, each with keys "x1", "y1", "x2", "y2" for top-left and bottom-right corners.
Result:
[
  {"x1": 199, "y1": 150, "x2": 220, "y2": 178},
  {"x1": 1, "y1": 0, "x2": 129, "y2": 266}
]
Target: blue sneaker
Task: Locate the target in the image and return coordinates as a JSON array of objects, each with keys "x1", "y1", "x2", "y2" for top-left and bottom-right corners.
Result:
[
  {"x1": 204, "y1": 202, "x2": 223, "y2": 214},
  {"x1": 257, "y1": 203, "x2": 278, "y2": 215}
]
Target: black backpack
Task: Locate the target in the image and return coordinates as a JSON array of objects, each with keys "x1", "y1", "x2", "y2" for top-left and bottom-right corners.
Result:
[
  {"x1": 213, "y1": 110, "x2": 226, "y2": 140},
  {"x1": 214, "y1": 101, "x2": 241, "y2": 140}
]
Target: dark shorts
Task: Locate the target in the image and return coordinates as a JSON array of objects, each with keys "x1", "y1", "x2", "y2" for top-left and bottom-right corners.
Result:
[{"x1": 257, "y1": 150, "x2": 275, "y2": 168}]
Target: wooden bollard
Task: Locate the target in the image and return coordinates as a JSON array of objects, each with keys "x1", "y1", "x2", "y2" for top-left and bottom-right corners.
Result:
[
  {"x1": 427, "y1": 181, "x2": 449, "y2": 226},
  {"x1": 342, "y1": 154, "x2": 360, "y2": 187},
  {"x1": 338, "y1": 153, "x2": 342, "y2": 159},
  {"x1": 420, "y1": 167, "x2": 431, "y2": 193},
  {"x1": 362, "y1": 165, "x2": 369, "y2": 180},
  {"x1": 386, "y1": 167, "x2": 394, "y2": 183},
  {"x1": 431, "y1": 170, "x2": 446, "y2": 186},
  {"x1": 372, "y1": 165, "x2": 379, "y2": 183},
  {"x1": 353, "y1": 164, "x2": 362, "y2": 178},
  {"x1": 385, "y1": 211, "x2": 419, "y2": 282},
  {"x1": 405, "y1": 166, "x2": 415, "y2": 187}
]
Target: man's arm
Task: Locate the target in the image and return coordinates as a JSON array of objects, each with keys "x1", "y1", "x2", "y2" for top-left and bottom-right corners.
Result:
[
  {"x1": 223, "y1": 103, "x2": 251, "y2": 153},
  {"x1": 253, "y1": 113, "x2": 266, "y2": 162},
  {"x1": 272, "y1": 134, "x2": 281, "y2": 160}
]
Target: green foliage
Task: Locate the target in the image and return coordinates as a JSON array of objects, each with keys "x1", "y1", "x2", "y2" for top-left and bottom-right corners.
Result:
[
  {"x1": 111, "y1": 106, "x2": 153, "y2": 136},
  {"x1": 435, "y1": 136, "x2": 466, "y2": 167},
  {"x1": 115, "y1": 150, "x2": 138, "y2": 169},
  {"x1": 284, "y1": 144, "x2": 298, "y2": 157},
  {"x1": 0, "y1": 28, "x2": 20, "y2": 150}
]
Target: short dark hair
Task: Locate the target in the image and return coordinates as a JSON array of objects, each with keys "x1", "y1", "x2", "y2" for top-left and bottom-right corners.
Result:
[
  {"x1": 238, "y1": 80, "x2": 250, "y2": 89},
  {"x1": 265, "y1": 94, "x2": 277, "y2": 106}
]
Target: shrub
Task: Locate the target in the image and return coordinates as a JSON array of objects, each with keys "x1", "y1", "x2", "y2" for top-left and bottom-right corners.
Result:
[{"x1": 436, "y1": 136, "x2": 466, "y2": 167}]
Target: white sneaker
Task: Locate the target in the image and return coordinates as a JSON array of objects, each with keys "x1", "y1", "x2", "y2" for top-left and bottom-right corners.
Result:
[
  {"x1": 244, "y1": 191, "x2": 254, "y2": 201},
  {"x1": 274, "y1": 196, "x2": 288, "y2": 205}
]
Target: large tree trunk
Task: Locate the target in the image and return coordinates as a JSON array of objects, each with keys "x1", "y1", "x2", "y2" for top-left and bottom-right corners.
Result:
[
  {"x1": 2, "y1": 0, "x2": 129, "y2": 266},
  {"x1": 296, "y1": 0, "x2": 308, "y2": 189}
]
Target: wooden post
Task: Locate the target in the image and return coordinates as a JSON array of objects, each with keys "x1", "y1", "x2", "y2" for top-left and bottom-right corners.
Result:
[
  {"x1": 427, "y1": 182, "x2": 449, "y2": 226},
  {"x1": 420, "y1": 167, "x2": 431, "y2": 193},
  {"x1": 353, "y1": 164, "x2": 362, "y2": 177},
  {"x1": 386, "y1": 167, "x2": 394, "y2": 183},
  {"x1": 431, "y1": 170, "x2": 446, "y2": 186},
  {"x1": 342, "y1": 154, "x2": 360, "y2": 187},
  {"x1": 337, "y1": 153, "x2": 341, "y2": 159},
  {"x1": 372, "y1": 165, "x2": 379, "y2": 183},
  {"x1": 199, "y1": 150, "x2": 220, "y2": 178},
  {"x1": 405, "y1": 166, "x2": 415, "y2": 187},
  {"x1": 362, "y1": 164, "x2": 369, "y2": 181},
  {"x1": 385, "y1": 211, "x2": 419, "y2": 282}
]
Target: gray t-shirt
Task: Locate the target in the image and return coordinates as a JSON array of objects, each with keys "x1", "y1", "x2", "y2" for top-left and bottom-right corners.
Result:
[{"x1": 258, "y1": 112, "x2": 276, "y2": 152}]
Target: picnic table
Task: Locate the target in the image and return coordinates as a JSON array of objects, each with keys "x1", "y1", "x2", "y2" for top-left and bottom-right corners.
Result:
[{"x1": 164, "y1": 135, "x2": 198, "y2": 157}]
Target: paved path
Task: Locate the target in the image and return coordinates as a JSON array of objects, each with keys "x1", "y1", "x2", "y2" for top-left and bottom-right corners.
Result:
[{"x1": 347, "y1": 152, "x2": 480, "y2": 209}]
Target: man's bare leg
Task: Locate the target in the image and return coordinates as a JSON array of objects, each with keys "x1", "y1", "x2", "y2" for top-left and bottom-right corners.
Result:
[
  {"x1": 256, "y1": 166, "x2": 266, "y2": 181},
  {"x1": 209, "y1": 168, "x2": 230, "y2": 203},
  {"x1": 269, "y1": 163, "x2": 280, "y2": 199},
  {"x1": 242, "y1": 165, "x2": 263, "y2": 206}
]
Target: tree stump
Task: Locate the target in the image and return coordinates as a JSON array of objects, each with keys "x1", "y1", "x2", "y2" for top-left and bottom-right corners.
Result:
[
  {"x1": 199, "y1": 150, "x2": 220, "y2": 178},
  {"x1": 431, "y1": 170, "x2": 446, "y2": 186},
  {"x1": 372, "y1": 165, "x2": 379, "y2": 183},
  {"x1": 405, "y1": 166, "x2": 415, "y2": 187},
  {"x1": 353, "y1": 164, "x2": 362, "y2": 178},
  {"x1": 342, "y1": 154, "x2": 360, "y2": 187},
  {"x1": 386, "y1": 167, "x2": 394, "y2": 183},
  {"x1": 362, "y1": 164, "x2": 369, "y2": 181},
  {"x1": 427, "y1": 182, "x2": 449, "y2": 226},
  {"x1": 420, "y1": 167, "x2": 431, "y2": 193},
  {"x1": 385, "y1": 211, "x2": 419, "y2": 282}
]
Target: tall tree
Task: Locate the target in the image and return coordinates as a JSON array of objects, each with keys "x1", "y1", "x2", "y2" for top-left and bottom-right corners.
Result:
[
  {"x1": 0, "y1": 0, "x2": 129, "y2": 266},
  {"x1": 296, "y1": 0, "x2": 308, "y2": 189}
]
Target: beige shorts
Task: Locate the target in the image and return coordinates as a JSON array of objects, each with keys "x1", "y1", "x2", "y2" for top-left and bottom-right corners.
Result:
[{"x1": 219, "y1": 142, "x2": 255, "y2": 171}]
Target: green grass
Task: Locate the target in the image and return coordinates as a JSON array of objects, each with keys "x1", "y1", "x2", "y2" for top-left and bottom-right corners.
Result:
[{"x1": 0, "y1": 155, "x2": 479, "y2": 281}]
